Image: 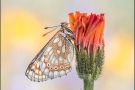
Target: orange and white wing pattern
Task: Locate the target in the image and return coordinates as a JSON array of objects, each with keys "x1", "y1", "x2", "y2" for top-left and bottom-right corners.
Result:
[{"x1": 25, "y1": 28, "x2": 74, "y2": 82}]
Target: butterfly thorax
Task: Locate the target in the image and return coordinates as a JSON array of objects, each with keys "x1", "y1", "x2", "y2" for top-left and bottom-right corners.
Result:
[{"x1": 60, "y1": 22, "x2": 75, "y2": 41}]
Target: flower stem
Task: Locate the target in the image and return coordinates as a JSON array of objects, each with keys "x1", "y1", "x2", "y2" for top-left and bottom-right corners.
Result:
[{"x1": 84, "y1": 78, "x2": 94, "y2": 90}]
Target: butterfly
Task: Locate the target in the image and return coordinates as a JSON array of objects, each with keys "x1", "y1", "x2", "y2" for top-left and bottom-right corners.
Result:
[{"x1": 25, "y1": 22, "x2": 75, "y2": 82}]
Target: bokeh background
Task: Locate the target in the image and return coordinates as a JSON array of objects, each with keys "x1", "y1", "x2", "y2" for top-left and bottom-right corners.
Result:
[{"x1": 1, "y1": 0, "x2": 134, "y2": 90}]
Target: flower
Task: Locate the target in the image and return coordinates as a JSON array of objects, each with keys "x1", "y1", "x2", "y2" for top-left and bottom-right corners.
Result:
[
  {"x1": 69, "y1": 11, "x2": 105, "y2": 55},
  {"x1": 68, "y1": 11, "x2": 105, "y2": 90}
]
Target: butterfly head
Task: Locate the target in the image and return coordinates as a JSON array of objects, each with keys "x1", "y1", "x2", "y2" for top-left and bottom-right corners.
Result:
[{"x1": 61, "y1": 22, "x2": 68, "y2": 28}]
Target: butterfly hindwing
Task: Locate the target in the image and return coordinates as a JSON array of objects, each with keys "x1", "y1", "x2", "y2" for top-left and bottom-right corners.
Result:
[
  {"x1": 25, "y1": 31, "x2": 59, "y2": 82},
  {"x1": 25, "y1": 29, "x2": 74, "y2": 82}
]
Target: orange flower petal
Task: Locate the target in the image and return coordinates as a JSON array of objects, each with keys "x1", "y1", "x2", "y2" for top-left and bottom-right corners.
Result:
[
  {"x1": 75, "y1": 11, "x2": 81, "y2": 20},
  {"x1": 99, "y1": 19, "x2": 105, "y2": 49},
  {"x1": 93, "y1": 19, "x2": 104, "y2": 53},
  {"x1": 68, "y1": 11, "x2": 105, "y2": 54},
  {"x1": 82, "y1": 16, "x2": 88, "y2": 30},
  {"x1": 68, "y1": 13, "x2": 75, "y2": 31}
]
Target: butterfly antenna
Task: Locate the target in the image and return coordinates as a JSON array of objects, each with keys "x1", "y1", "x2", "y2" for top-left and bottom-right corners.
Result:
[
  {"x1": 43, "y1": 22, "x2": 73, "y2": 37},
  {"x1": 44, "y1": 25, "x2": 61, "y2": 29},
  {"x1": 42, "y1": 27, "x2": 59, "y2": 37}
]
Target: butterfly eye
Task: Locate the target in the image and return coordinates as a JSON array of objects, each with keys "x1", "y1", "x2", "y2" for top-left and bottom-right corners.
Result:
[{"x1": 61, "y1": 23, "x2": 68, "y2": 28}]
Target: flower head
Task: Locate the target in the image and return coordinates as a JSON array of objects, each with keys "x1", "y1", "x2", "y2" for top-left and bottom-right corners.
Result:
[
  {"x1": 69, "y1": 11, "x2": 105, "y2": 55},
  {"x1": 68, "y1": 12, "x2": 105, "y2": 88}
]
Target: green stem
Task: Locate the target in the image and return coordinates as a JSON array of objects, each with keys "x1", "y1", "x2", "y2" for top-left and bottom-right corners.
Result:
[{"x1": 83, "y1": 79, "x2": 94, "y2": 90}]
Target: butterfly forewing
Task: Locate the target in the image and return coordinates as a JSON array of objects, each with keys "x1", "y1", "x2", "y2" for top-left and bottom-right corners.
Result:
[{"x1": 25, "y1": 28, "x2": 74, "y2": 82}]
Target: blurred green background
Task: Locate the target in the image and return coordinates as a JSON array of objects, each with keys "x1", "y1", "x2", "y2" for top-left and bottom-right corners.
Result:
[{"x1": 1, "y1": 0, "x2": 134, "y2": 90}]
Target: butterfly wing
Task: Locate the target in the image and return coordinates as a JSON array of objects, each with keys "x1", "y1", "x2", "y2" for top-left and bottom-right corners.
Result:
[{"x1": 25, "y1": 30, "x2": 74, "y2": 82}]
